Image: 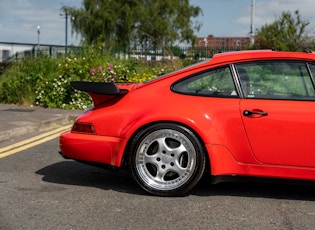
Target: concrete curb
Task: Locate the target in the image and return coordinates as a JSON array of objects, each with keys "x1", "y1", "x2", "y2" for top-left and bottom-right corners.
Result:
[
  {"x1": 0, "y1": 104, "x2": 82, "y2": 142},
  {"x1": 0, "y1": 114, "x2": 78, "y2": 142}
]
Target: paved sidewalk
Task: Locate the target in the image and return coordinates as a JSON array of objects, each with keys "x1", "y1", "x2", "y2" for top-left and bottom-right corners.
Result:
[{"x1": 0, "y1": 104, "x2": 83, "y2": 142}]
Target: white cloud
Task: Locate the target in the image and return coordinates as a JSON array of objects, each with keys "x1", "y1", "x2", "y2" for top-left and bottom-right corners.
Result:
[{"x1": 0, "y1": 0, "x2": 80, "y2": 45}]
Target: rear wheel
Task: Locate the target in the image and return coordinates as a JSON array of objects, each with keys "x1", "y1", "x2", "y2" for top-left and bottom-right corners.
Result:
[{"x1": 128, "y1": 123, "x2": 206, "y2": 196}]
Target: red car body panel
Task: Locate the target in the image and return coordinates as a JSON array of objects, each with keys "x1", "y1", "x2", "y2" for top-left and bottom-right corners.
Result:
[
  {"x1": 59, "y1": 132, "x2": 127, "y2": 165},
  {"x1": 241, "y1": 99, "x2": 315, "y2": 168},
  {"x1": 59, "y1": 50, "x2": 315, "y2": 182}
]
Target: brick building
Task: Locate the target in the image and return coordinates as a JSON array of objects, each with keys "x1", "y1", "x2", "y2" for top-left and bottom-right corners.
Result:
[{"x1": 196, "y1": 35, "x2": 250, "y2": 50}]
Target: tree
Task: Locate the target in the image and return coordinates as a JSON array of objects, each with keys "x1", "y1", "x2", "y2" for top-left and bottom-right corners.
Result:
[
  {"x1": 254, "y1": 10, "x2": 309, "y2": 51},
  {"x1": 63, "y1": 0, "x2": 141, "y2": 46},
  {"x1": 62, "y1": 0, "x2": 202, "y2": 48},
  {"x1": 135, "y1": 1, "x2": 201, "y2": 48}
]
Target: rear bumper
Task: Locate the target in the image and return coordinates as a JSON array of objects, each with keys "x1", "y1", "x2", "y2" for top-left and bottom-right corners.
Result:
[
  {"x1": 58, "y1": 150, "x2": 69, "y2": 159},
  {"x1": 59, "y1": 131, "x2": 127, "y2": 167}
]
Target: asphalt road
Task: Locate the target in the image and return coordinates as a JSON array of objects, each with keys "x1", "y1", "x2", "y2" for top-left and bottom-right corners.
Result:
[{"x1": 1, "y1": 130, "x2": 315, "y2": 230}]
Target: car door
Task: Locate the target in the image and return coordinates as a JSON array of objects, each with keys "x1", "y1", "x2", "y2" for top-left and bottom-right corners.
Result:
[{"x1": 236, "y1": 61, "x2": 315, "y2": 168}]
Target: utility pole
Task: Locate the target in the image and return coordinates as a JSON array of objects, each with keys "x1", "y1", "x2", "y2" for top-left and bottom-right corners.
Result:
[
  {"x1": 37, "y1": 25, "x2": 40, "y2": 49},
  {"x1": 250, "y1": 0, "x2": 255, "y2": 46},
  {"x1": 60, "y1": 11, "x2": 69, "y2": 55},
  {"x1": 65, "y1": 11, "x2": 68, "y2": 55}
]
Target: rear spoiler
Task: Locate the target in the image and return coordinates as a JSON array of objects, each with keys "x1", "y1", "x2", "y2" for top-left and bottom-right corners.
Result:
[
  {"x1": 71, "y1": 81, "x2": 128, "y2": 95},
  {"x1": 70, "y1": 81, "x2": 129, "y2": 106}
]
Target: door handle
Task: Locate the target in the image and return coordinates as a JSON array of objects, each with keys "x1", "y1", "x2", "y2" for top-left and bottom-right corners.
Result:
[{"x1": 243, "y1": 110, "x2": 268, "y2": 117}]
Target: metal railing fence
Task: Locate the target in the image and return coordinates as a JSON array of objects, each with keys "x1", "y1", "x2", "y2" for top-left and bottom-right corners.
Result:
[{"x1": 6, "y1": 45, "x2": 245, "y2": 62}]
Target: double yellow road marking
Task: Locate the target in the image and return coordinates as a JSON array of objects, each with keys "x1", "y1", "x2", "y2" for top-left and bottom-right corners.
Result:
[{"x1": 0, "y1": 125, "x2": 72, "y2": 159}]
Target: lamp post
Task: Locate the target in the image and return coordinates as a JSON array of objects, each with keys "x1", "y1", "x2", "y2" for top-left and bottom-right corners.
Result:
[{"x1": 37, "y1": 25, "x2": 40, "y2": 49}]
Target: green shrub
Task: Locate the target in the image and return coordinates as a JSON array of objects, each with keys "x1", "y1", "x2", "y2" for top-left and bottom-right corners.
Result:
[
  {"x1": 0, "y1": 54, "x2": 58, "y2": 105},
  {"x1": 0, "y1": 46, "x2": 179, "y2": 109}
]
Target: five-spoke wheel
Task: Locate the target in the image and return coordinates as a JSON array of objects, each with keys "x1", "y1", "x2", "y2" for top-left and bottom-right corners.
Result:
[{"x1": 129, "y1": 123, "x2": 206, "y2": 196}]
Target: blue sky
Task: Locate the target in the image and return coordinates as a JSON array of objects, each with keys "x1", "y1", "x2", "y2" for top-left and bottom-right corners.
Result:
[{"x1": 0, "y1": 0, "x2": 314, "y2": 45}]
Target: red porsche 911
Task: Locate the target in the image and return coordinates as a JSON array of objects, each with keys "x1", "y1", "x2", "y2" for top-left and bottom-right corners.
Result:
[{"x1": 59, "y1": 50, "x2": 315, "y2": 196}]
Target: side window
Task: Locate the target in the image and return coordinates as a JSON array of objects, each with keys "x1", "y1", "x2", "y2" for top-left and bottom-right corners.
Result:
[
  {"x1": 308, "y1": 63, "x2": 315, "y2": 78},
  {"x1": 172, "y1": 66, "x2": 238, "y2": 97},
  {"x1": 235, "y1": 61, "x2": 315, "y2": 100}
]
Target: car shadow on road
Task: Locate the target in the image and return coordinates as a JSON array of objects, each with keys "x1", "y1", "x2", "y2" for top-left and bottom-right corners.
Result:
[
  {"x1": 192, "y1": 174, "x2": 315, "y2": 201},
  {"x1": 36, "y1": 160, "x2": 147, "y2": 195},
  {"x1": 36, "y1": 160, "x2": 315, "y2": 200}
]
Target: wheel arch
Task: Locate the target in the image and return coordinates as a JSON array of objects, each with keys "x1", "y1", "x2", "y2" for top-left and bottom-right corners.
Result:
[{"x1": 121, "y1": 120, "x2": 211, "y2": 173}]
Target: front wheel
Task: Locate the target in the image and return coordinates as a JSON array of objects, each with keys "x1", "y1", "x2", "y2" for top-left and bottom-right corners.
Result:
[{"x1": 128, "y1": 123, "x2": 206, "y2": 196}]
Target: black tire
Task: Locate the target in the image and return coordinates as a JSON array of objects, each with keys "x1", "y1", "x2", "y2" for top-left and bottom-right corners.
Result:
[{"x1": 128, "y1": 123, "x2": 206, "y2": 196}]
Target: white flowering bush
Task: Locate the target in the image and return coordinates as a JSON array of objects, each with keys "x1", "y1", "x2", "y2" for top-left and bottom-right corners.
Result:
[
  {"x1": 35, "y1": 55, "x2": 93, "y2": 109},
  {"x1": 36, "y1": 56, "x2": 178, "y2": 109}
]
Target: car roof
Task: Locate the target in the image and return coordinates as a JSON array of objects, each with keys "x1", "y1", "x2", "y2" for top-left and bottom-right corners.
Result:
[
  {"x1": 142, "y1": 50, "x2": 315, "y2": 86},
  {"x1": 208, "y1": 50, "x2": 315, "y2": 66}
]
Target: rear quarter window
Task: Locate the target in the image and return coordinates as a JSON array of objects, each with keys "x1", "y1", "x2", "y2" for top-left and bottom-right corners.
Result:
[{"x1": 172, "y1": 66, "x2": 238, "y2": 97}]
